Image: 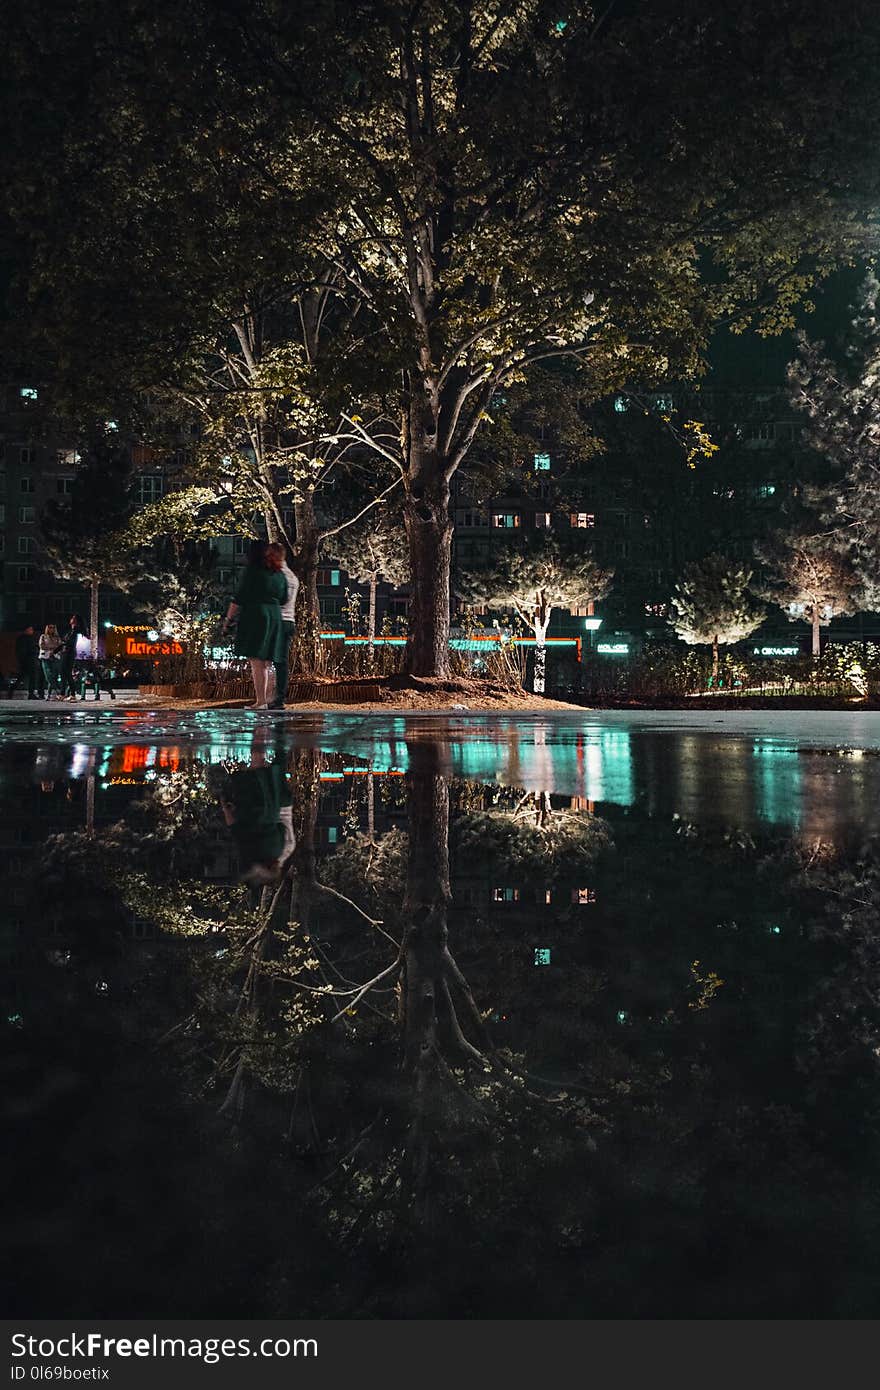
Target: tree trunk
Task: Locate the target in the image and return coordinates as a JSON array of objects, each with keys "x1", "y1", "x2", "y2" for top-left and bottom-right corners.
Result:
[
  {"x1": 402, "y1": 445, "x2": 453, "y2": 678},
  {"x1": 712, "y1": 634, "x2": 719, "y2": 686},
  {"x1": 291, "y1": 495, "x2": 321, "y2": 673},
  {"x1": 533, "y1": 614, "x2": 550, "y2": 694},
  {"x1": 368, "y1": 575, "x2": 377, "y2": 642},
  {"x1": 812, "y1": 605, "x2": 821, "y2": 658},
  {"x1": 401, "y1": 743, "x2": 451, "y2": 1075},
  {"x1": 90, "y1": 577, "x2": 99, "y2": 660}
]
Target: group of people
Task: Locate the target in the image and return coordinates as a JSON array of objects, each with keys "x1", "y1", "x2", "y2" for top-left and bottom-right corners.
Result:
[
  {"x1": 7, "y1": 615, "x2": 91, "y2": 701},
  {"x1": 222, "y1": 540, "x2": 300, "y2": 710}
]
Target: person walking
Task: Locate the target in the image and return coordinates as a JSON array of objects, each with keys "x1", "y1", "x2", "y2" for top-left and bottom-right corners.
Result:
[
  {"x1": 266, "y1": 542, "x2": 299, "y2": 710},
  {"x1": 221, "y1": 540, "x2": 286, "y2": 709},
  {"x1": 14, "y1": 624, "x2": 39, "y2": 699},
  {"x1": 38, "y1": 624, "x2": 63, "y2": 699},
  {"x1": 58, "y1": 614, "x2": 84, "y2": 700}
]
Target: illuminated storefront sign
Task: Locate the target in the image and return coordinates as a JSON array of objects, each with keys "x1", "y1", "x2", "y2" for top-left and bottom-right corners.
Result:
[
  {"x1": 104, "y1": 625, "x2": 184, "y2": 659},
  {"x1": 597, "y1": 642, "x2": 630, "y2": 655},
  {"x1": 124, "y1": 637, "x2": 184, "y2": 656},
  {"x1": 752, "y1": 646, "x2": 800, "y2": 657}
]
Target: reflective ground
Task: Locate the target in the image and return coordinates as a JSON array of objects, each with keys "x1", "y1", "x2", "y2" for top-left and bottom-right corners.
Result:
[{"x1": 4, "y1": 709, "x2": 880, "y2": 1318}]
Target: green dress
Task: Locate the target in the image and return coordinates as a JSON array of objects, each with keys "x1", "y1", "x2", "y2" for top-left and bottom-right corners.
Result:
[
  {"x1": 233, "y1": 566, "x2": 286, "y2": 660},
  {"x1": 223, "y1": 763, "x2": 293, "y2": 866}
]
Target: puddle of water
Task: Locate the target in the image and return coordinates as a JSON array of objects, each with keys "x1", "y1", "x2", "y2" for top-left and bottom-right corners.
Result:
[{"x1": 3, "y1": 712, "x2": 880, "y2": 1317}]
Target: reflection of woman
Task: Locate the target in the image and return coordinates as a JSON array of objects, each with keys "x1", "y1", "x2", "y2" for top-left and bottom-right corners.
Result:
[
  {"x1": 38, "y1": 625, "x2": 62, "y2": 699},
  {"x1": 220, "y1": 758, "x2": 295, "y2": 887},
  {"x1": 221, "y1": 541, "x2": 286, "y2": 709}
]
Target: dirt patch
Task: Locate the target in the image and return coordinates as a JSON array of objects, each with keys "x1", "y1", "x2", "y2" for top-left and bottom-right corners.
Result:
[{"x1": 142, "y1": 674, "x2": 583, "y2": 712}]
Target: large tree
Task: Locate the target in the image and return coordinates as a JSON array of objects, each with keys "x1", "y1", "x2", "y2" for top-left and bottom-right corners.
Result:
[
  {"x1": 205, "y1": 0, "x2": 880, "y2": 675},
  {"x1": 7, "y1": 0, "x2": 880, "y2": 677},
  {"x1": 671, "y1": 553, "x2": 765, "y2": 683}
]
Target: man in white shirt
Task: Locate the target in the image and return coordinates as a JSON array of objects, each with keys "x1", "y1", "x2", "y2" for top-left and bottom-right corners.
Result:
[{"x1": 267, "y1": 542, "x2": 300, "y2": 709}]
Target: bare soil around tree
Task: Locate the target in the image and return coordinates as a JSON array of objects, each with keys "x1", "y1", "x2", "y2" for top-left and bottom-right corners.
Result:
[{"x1": 143, "y1": 674, "x2": 584, "y2": 712}]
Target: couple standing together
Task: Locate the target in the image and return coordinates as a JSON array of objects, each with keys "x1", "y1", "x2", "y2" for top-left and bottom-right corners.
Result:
[{"x1": 222, "y1": 540, "x2": 299, "y2": 709}]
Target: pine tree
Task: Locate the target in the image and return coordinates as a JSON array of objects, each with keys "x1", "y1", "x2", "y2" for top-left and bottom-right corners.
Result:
[
  {"x1": 457, "y1": 535, "x2": 612, "y2": 694},
  {"x1": 671, "y1": 553, "x2": 765, "y2": 682},
  {"x1": 788, "y1": 271, "x2": 880, "y2": 608}
]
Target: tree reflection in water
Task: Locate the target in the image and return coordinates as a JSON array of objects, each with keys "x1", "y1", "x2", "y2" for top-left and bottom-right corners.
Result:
[{"x1": 10, "y1": 733, "x2": 880, "y2": 1316}]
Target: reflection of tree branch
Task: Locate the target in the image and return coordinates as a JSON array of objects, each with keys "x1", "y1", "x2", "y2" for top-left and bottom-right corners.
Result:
[{"x1": 329, "y1": 956, "x2": 404, "y2": 1023}]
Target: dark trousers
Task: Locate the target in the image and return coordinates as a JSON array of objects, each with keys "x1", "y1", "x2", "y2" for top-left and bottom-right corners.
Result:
[
  {"x1": 273, "y1": 620, "x2": 296, "y2": 703},
  {"x1": 59, "y1": 657, "x2": 76, "y2": 696},
  {"x1": 10, "y1": 662, "x2": 38, "y2": 697}
]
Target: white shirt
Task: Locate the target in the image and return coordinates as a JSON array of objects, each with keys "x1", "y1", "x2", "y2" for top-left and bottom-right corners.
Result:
[{"x1": 279, "y1": 562, "x2": 299, "y2": 623}]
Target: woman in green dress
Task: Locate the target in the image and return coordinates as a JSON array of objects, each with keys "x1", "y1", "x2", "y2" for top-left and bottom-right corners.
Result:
[{"x1": 221, "y1": 540, "x2": 287, "y2": 708}]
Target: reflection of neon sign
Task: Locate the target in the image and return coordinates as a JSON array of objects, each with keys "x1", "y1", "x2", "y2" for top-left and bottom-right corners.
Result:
[
  {"x1": 753, "y1": 646, "x2": 799, "y2": 657},
  {"x1": 125, "y1": 637, "x2": 184, "y2": 656}
]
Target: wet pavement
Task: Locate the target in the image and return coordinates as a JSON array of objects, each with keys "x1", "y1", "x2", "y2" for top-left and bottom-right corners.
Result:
[{"x1": 4, "y1": 709, "x2": 880, "y2": 1317}]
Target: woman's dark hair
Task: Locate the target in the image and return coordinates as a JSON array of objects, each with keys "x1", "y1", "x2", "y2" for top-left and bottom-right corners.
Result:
[
  {"x1": 69, "y1": 614, "x2": 83, "y2": 628},
  {"x1": 246, "y1": 539, "x2": 271, "y2": 568},
  {"x1": 266, "y1": 542, "x2": 285, "y2": 573}
]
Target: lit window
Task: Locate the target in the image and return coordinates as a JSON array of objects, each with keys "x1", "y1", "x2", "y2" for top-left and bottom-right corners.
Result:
[
  {"x1": 317, "y1": 568, "x2": 341, "y2": 586},
  {"x1": 327, "y1": 826, "x2": 338, "y2": 844},
  {"x1": 105, "y1": 419, "x2": 119, "y2": 432},
  {"x1": 754, "y1": 484, "x2": 776, "y2": 499},
  {"x1": 534, "y1": 948, "x2": 551, "y2": 966},
  {"x1": 572, "y1": 887, "x2": 596, "y2": 905},
  {"x1": 57, "y1": 449, "x2": 81, "y2": 467},
  {"x1": 613, "y1": 396, "x2": 628, "y2": 413},
  {"x1": 535, "y1": 512, "x2": 552, "y2": 528},
  {"x1": 533, "y1": 453, "x2": 551, "y2": 471},
  {"x1": 544, "y1": 889, "x2": 552, "y2": 904},
  {"x1": 570, "y1": 512, "x2": 595, "y2": 529},
  {"x1": 19, "y1": 386, "x2": 38, "y2": 402},
  {"x1": 492, "y1": 513, "x2": 520, "y2": 529},
  {"x1": 653, "y1": 393, "x2": 674, "y2": 412},
  {"x1": 492, "y1": 887, "x2": 520, "y2": 903}
]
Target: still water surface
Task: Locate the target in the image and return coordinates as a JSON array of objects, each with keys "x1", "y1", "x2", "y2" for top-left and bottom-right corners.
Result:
[{"x1": 4, "y1": 710, "x2": 880, "y2": 1317}]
